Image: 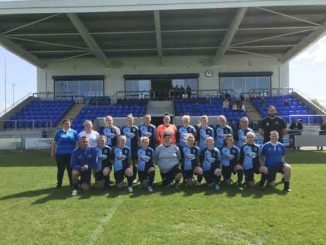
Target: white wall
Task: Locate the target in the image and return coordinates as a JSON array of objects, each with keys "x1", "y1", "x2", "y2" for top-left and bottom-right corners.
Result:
[{"x1": 37, "y1": 55, "x2": 289, "y2": 96}]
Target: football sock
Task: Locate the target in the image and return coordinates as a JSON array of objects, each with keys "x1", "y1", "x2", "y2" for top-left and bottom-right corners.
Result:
[
  {"x1": 148, "y1": 171, "x2": 155, "y2": 187},
  {"x1": 197, "y1": 175, "x2": 203, "y2": 183},
  {"x1": 237, "y1": 170, "x2": 243, "y2": 184},
  {"x1": 259, "y1": 173, "x2": 268, "y2": 187},
  {"x1": 127, "y1": 176, "x2": 133, "y2": 187}
]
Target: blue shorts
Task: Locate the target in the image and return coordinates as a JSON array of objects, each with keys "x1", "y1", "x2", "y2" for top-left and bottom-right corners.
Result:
[{"x1": 80, "y1": 169, "x2": 92, "y2": 185}]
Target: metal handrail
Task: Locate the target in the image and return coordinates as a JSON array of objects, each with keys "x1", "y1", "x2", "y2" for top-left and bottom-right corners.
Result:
[
  {"x1": 0, "y1": 92, "x2": 34, "y2": 117},
  {"x1": 169, "y1": 89, "x2": 234, "y2": 99},
  {"x1": 116, "y1": 90, "x2": 155, "y2": 100},
  {"x1": 0, "y1": 119, "x2": 53, "y2": 130},
  {"x1": 292, "y1": 88, "x2": 326, "y2": 114}
]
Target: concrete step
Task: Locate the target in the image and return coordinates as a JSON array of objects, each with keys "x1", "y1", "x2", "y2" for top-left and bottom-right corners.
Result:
[
  {"x1": 56, "y1": 103, "x2": 85, "y2": 128},
  {"x1": 244, "y1": 101, "x2": 263, "y2": 122},
  {"x1": 147, "y1": 100, "x2": 174, "y2": 116}
]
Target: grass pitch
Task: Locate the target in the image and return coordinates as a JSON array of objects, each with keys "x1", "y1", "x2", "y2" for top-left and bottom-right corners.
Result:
[{"x1": 0, "y1": 150, "x2": 325, "y2": 245}]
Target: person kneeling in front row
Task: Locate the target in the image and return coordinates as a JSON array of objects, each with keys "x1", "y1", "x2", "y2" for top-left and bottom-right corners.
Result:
[
  {"x1": 154, "y1": 130, "x2": 182, "y2": 187},
  {"x1": 70, "y1": 136, "x2": 97, "y2": 196},
  {"x1": 95, "y1": 135, "x2": 112, "y2": 190},
  {"x1": 199, "y1": 137, "x2": 222, "y2": 191},
  {"x1": 111, "y1": 135, "x2": 134, "y2": 193},
  {"x1": 137, "y1": 136, "x2": 155, "y2": 192},
  {"x1": 259, "y1": 131, "x2": 292, "y2": 192}
]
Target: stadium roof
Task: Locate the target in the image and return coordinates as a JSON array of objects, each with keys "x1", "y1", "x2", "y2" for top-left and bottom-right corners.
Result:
[{"x1": 0, "y1": 0, "x2": 326, "y2": 68}]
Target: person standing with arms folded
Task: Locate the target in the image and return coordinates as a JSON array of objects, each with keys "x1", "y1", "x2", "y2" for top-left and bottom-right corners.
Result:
[
  {"x1": 259, "y1": 105, "x2": 287, "y2": 143},
  {"x1": 235, "y1": 117, "x2": 254, "y2": 148},
  {"x1": 100, "y1": 115, "x2": 121, "y2": 148},
  {"x1": 198, "y1": 115, "x2": 215, "y2": 151},
  {"x1": 51, "y1": 118, "x2": 78, "y2": 188},
  {"x1": 139, "y1": 114, "x2": 157, "y2": 149},
  {"x1": 176, "y1": 115, "x2": 197, "y2": 149},
  {"x1": 215, "y1": 115, "x2": 233, "y2": 149},
  {"x1": 121, "y1": 114, "x2": 139, "y2": 183}
]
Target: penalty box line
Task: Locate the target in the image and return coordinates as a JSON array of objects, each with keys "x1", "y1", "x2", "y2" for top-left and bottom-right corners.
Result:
[{"x1": 87, "y1": 196, "x2": 124, "y2": 245}]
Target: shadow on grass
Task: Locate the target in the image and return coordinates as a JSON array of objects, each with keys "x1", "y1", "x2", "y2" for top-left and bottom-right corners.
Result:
[
  {"x1": 0, "y1": 185, "x2": 110, "y2": 204},
  {"x1": 0, "y1": 186, "x2": 72, "y2": 204},
  {"x1": 286, "y1": 150, "x2": 326, "y2": 164},
  {"x1": 0, "y1": 180, "x2": 289, "y2": 204}
]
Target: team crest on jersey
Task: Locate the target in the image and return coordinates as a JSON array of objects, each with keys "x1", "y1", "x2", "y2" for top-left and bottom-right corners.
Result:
[
  {"x1": 185, "y1": 153, "x2": 195, "y2": 160},
  {"x1": 227, "y1": 154, "x2": 235, "y2": 160},
  {"x1": 117, "y1": 154, "x2": 126, "y2": 160},
  {"x1": 126, "y1": 132, "x2": 135, "y2": 138},
  {"x1": 247, "y1": 152, "x2": 257, "y2": 158},
  {"x1": 140, "y1": 155, "x2": 150, "y2": 161}
]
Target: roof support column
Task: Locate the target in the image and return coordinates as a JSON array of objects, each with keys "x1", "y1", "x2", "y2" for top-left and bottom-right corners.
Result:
[
  {"x1": 67, "y1": 13, "x2": 110, "y2": 67},
  {"x1": 154, "y1": 10, "x2": 163, "y2": 65},
  {"x1": 213, "y1": 7, "x2": 247, "y2": 64}
]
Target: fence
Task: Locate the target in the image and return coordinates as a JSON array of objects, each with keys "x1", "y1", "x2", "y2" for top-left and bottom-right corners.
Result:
[
  {"x1": 0, "y1": 137, "x2": 53, "y2": 150},
  {"x1": 0, "y1": 119, "x2": 53, "y2": 131}
]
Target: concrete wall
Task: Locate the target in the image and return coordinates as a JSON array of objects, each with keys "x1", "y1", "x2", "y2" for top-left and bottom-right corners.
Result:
[{"x1": 37, "y1": 55, "x2": 289, "y2": 96}]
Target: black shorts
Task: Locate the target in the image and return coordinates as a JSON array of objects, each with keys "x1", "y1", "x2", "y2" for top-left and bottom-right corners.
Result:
[
  {"x1": 183, "y1": 169, "x2": 194, "y2": 179},
  {"x1": 182, "y1": 162, "x2": 196, "y2": 179},
  {"x1": 221, "y1": 166, "x2": 234, "y2": 181},
  {"x1": 131, "y1": 149, "x2": 138, "y2": 161},
  {"x1": 102, "y1": 161, "x2": 112, "y2": 169},
  {"x1": 114, "y1": 167, "x2": 129, "y2": 184},
  {"x1": 244, "y1": 169, "x2": 254, "y2": 183},
  {"x1": 267, "y1": 165, "x2": 284, "y2": 183},
  {"x1": 160, "y1": 165, "x2": 181, "y2": 186},
  {"x1": 253, "y1": 162, "x2": 260, "y2": 174},
  {"x1": 138, "y1": 168, "x2": 154, "y2": 182},
  {"x1": 80, "y1": 169, "x2": 92, "y2": 185},
  {"x1": 95, "y1": 165, "x2": 112, "y2": 181},
  {"x1": 203, "y1": 167, "x2": 219, "y2": 184}
]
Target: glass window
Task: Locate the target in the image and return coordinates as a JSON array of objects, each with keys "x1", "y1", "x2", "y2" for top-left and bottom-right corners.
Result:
[
  {"x1": 172, "y1": 78, "x2": 198, "y2": 90},
  {"x1": 219, "y1": 75, "x2": 271, "y2": 97},
  {"x1": 54, "y1": 79, "x2": 104, "y2": 98}
]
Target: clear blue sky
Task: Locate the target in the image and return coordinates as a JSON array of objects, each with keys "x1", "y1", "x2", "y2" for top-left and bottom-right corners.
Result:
[{"x1": 0, "y1": 35, "x2": 326, "y2": 112}]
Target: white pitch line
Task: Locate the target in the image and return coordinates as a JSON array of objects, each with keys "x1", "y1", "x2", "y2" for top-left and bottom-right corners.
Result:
[{"x1": 87, "y1": 197, "x2": 124, "y2": 245}]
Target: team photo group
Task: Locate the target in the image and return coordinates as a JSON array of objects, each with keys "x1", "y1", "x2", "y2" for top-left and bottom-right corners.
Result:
[{"x1": 51, "y1": 105, "x2": 292, "y2": 196}]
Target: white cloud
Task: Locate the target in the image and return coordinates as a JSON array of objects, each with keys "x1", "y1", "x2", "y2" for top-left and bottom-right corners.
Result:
[{"x1": 294, "y1": 35, "x2": 326, "y2": 63}]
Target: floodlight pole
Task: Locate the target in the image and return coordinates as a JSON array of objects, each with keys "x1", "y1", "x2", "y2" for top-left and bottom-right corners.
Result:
[
  {"x1": 4, "y1": 56, "x2": 7, "y2": 112},
  {"x1": 12, "y1": 83, "x2": 16, "y2": 106}
]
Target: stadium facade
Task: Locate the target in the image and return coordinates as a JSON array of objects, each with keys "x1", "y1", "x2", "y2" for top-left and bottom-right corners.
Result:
[{"x1": 0, "y1": 0, "x2": 325, "y2": 101}]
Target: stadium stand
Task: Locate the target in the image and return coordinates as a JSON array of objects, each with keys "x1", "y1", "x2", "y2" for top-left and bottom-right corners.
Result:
[
  {"x1": 72, "y1": 101, "x2": 147, "y2": 132},
  {"x1": 251, "y1": 94, "x2": 322, "y2": 124},
  {"x1": 175, "y1": 97, "x2": 247, "y2": 121},
  {"x1": 4, "y1": 99, "x2": 75, "y2": 129},
  {"x1": 88, "y1": 96, "x2": 111, "y2": 106}
]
